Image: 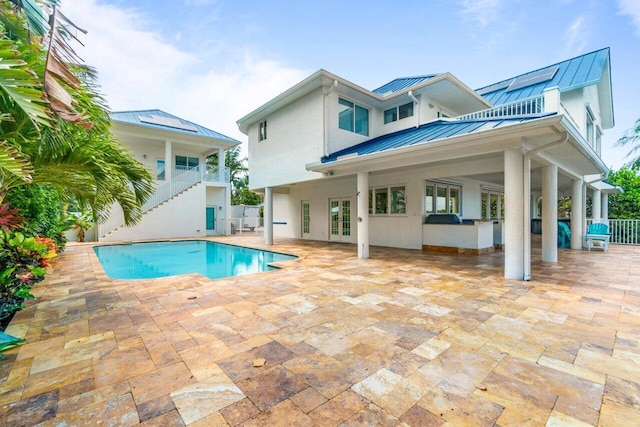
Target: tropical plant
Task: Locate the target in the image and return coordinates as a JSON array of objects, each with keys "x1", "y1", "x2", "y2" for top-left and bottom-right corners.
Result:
[
  {"x1": 0, "y1": 229, "x2": 56, "y2": 322},
  {"x1": 0, "y1": 1, "x2": 154, "y2": 225},
  {"x1": 0, "y1": 330, "x2": 25, "y2": 358},
  {"x1": 616, "y1": 118, "x2": 640, "y2": 168},
  {"x1": 67, "y1": 211, "x2": 92, "y2": 242}
]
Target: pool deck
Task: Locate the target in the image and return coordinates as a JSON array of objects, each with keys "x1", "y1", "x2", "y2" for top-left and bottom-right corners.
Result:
[{"x1": 1, "y1": 236, "x2": 640, "y2": 425}]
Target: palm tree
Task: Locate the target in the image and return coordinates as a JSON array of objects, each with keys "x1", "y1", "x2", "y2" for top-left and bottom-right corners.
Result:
[
  {"x1": 616, "y1": 118, "x2": 640, "y2": 168},
  {"x1": 0, "y1": 1, "x2": 153, "y2": 225}
]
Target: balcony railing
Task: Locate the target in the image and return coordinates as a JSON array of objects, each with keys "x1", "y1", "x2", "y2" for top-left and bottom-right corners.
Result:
[{"x1": 456, "y1": 96, "x2": 545, "y2": 121}]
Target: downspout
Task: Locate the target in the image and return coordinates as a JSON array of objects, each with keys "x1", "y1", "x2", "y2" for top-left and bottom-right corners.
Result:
[
  {"x1": 522, "y1": 132, "x2": 569, "y2": 280},
  {"x1": 323, "y1": 80, "x2": 338, "y2": 158},
  {"x1": 408, "y1": 90, "x2": 420, "y2": 128}
]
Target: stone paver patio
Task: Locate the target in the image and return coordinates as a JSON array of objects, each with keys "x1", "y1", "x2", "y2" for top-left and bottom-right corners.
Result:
[{"x1": 1, "y1": 236, "x2": 640, "y2": 426}]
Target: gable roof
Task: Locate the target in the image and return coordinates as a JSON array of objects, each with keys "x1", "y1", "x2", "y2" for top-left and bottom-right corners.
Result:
[
  {"x1": 321, "y1": 113, "x2": 555, "y2": 163},
  {"x1": 372, "y1": 75, "x2": 438, "y2": 96},
  {"x1": 477, "y1": 48, "x2": 611, "y2": 106},
  {"x1": 111, "y1": 109, "x2": 240, "y2": 143}
]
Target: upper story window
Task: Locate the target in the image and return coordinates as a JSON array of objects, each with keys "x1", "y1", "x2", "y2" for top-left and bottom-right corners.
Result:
[
  {"x1": 176, "y1": 156, "x2": 199, "y2": 170},
  {"x1": 339, "y1": 98, "x2": 368, "y2": 136},
  {"x1": 586, "y1": 108, "x2": 595, "y2": 147},
  {"x1": 259, "y1": 120, "x2": 267, "y2": 141},
  {"x1": 384, "y1": 102, "x2": 414, "y2": 124},
  {"x1": 425, "y1": 181, "x2": 461, "y2": 215}
]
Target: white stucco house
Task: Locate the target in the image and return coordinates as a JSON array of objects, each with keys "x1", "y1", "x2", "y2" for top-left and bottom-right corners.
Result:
[
  {"x1": 237, "y1": 47, "x2": 618, "y2": 280},
  {"x1": 97, "y1": 109, "x2": 240, "y2": 242}
]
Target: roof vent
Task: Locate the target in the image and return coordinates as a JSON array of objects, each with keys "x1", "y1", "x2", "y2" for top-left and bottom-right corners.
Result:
[{"x1": 139, "y1": 115, "x2": 198, "y2": 132}]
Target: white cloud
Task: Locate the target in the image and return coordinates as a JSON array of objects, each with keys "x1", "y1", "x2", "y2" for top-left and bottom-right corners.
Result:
[
  {"x1": 565, "y1": 16, "x2": 588, "y2": 53},
  {"x1": 459, "y1": 0, "x2": 502, "y2": 27},
  {"x1": 618, "y1": 0, "x2": 640, "y2": 36},
  {"x1": 61, "y1": 0, "x2": 308, "y2": 143}
]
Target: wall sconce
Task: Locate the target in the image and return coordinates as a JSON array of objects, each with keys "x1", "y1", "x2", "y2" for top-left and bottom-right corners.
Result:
[{"x1": 142, "y1": 154, "x2": 147, "y2": 159}]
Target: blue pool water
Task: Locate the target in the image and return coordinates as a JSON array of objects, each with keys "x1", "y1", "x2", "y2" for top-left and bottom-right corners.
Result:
[{"x1": 94, "y1": 240, "x2": 297, "y2": 280}]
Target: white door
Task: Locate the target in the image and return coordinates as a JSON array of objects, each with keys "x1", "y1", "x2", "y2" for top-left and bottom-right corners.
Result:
[{"x1": 329, "y1": 198, "x2": 352, "y2": 241}]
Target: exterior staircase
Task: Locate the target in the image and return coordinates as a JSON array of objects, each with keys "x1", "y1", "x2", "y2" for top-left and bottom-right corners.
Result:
[{"x1": 98, "y1": 166, "x2": 228, "y2": 239}]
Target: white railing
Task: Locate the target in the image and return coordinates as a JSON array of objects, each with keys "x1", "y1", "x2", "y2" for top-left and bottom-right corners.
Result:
[
  {"x1": 457, "y1": 95, "x2": 545, "y2": 121},
  {"x1": 98, "y1": 165, "x2": 230, "y2": 238},
  {"x1": 587, "y1": 219, "x2": 640, "y2": 245}
]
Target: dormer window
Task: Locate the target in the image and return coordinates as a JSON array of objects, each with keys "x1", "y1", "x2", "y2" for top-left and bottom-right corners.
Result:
[
  {"x1": 338, "y1": 98, "x2": 369, "y2": 136},
  {"x1": 259, "y1": 120, "x2": 267, "y2": 141},
  {"x1": 384, "y1": 102, "x2": 414, "y2": 124}
]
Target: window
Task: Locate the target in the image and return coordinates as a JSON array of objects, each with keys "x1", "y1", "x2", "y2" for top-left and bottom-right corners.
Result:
[
  {"x1": 425, "y1": 181, "x2": 461, "y2": 215},
  {"x1": 481, "y1": 190, "x2": 504, "y2": 219},
  {"x1": 259, "y1": 120, "x2": 267, "y2": 141},
  {"x1": 369, "y1": 186, "x2": 406, "y2": 215},
  {"x1": 156, "y1": 159, "x2": 165, "y2": 180},
  {"x1": 384, "y1": 102, "x2": 414, "y2": 124},
  {"x1": 586, "y1": 109, "x2": 595, "y2": 147},
  {"x1": 175, "y1": 156, "x2": 199, "y2": 170},
  {"x1": 339, "y1": 98, "x2": 368, "y2": 136}
]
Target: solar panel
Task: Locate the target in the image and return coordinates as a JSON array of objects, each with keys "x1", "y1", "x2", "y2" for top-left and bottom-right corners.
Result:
[
  {"x1": 506, "y1": 66, "x2": 558, "y2": 92},
  {"x1": 139, "y1": 115, "x2": 198, "y2": 132},
  {"x1": 476, "y1": 79, "x2": 512, "y2": 95}
]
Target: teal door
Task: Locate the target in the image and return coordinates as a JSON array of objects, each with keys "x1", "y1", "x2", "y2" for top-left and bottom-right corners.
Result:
[{"x1": 206, "y1": 207, "x2": 215, "y2": 230}]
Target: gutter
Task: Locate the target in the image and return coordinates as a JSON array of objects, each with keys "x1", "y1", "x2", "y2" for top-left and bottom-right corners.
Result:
[
  {"x1": 323, "y1": 80, "x2": 338, "y2": 158},
  {"x1": 408, "y1": 90, "x2": 420, "y2": 128}
]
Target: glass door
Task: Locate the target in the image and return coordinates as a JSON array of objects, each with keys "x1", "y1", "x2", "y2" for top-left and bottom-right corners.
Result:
[
  {"x1": 206, "y1": 206, "x2": 216, "y2": 232},
  {"x1": 329, "y1": 198, "x2": 352, "y2": 241}
]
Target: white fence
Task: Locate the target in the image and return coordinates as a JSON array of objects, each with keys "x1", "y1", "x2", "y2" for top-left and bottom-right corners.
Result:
[
  {"x1": 229, "y1": 217, "x2": 264, "y2": 235},
  {"x1": 587, "y1": 219, "x2": 640, "y2": 245}
]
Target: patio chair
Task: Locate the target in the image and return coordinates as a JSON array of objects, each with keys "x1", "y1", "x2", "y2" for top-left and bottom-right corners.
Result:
[
  {"x1": 585, "y1": 222, "x2": 610, "y2": 251},
  {"x1": 557, "y1": 222, "x2": 571, "y2": 248}
]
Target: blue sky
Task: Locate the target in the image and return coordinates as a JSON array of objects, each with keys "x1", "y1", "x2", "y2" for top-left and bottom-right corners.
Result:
[{"x1": 63, "y1": 0, "x2": 640, "y2": 169}]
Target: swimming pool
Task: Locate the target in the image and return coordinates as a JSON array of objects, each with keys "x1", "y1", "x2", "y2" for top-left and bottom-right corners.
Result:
[{"x1": 93, "y1": 240, "x2": 297, "y2": 280}]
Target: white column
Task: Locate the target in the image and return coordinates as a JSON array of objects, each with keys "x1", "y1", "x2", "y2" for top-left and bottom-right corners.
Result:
[
  {"x1": 504, "y1": 149, "x2": 525, "y2": 280},
  {"x1": 165, "y1": 140, "x2": 172, "y2": 181},
  {"x1": 218, "y1": 148, "x2": 225, "y2": 182},
  {"x1": 523, "y1": 156, "x2": 531, "y2": 280},
  {"x1": 571, "y1": 178, "x2": 584, "y2": 249},
  {"x1": 601, "y1": 193, "x2": 609, "y2": 225},
  {"x1": 542, "y1": 165, "x2": 558, "y2": 263},
  {"x1": 592, "y1": 189, "x2": 602, "y2": 222},
  {"x1": 264, "y1": 187, "x2": 273, "y2": 245},
  {"x1": 357, "y1": 172, "x2": 369, "y2": 259}
]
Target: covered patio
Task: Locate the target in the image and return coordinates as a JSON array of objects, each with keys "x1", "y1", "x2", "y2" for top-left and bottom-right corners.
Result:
[{"x1": 1, "y1": 236, "x2": 639, "y2": 425}]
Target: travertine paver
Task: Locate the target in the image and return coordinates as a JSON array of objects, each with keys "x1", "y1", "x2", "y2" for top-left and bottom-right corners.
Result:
[{"x1": 1, "y1": 235, "x2": 640, "y2": 425}]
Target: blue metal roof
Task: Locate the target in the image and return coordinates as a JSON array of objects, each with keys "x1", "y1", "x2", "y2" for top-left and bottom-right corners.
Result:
[
  {"x1": 322, "y1": 114, "x2": 555, "y2": 163},
  {"x1": 477, "y1": 48, "x2": 610, "y2": 106},
  {"x1": 111, "y1": 109, "x2": 240, "y2": 143},
  {"x1": 372, "y1": 75, "x2": 438, "y2": 96}
]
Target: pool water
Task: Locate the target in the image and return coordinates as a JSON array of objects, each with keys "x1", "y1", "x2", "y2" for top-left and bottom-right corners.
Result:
[{"x1": 93, "y1": 240, "x2": 297, "y2": 280}]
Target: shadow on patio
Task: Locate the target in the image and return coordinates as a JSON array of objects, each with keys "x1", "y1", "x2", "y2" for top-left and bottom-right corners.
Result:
[{"x1": 1, "y1": 236, "x2": 639, "y2": 425}]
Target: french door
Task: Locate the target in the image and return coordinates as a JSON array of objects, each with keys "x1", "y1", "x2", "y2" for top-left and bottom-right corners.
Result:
[
  {"x1": 329, "y1": 198, "x2": 352, "y2": 241},
  {"x1": 301, "y1": 201, "x2": 310, "y2": 239}
]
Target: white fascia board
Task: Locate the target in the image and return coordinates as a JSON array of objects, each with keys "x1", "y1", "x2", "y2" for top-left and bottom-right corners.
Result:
[
  {"x1": 306, "y1": 115, "x2": 563, "y2": 173},
  {"x1": 237, "y1": 70, "x2": 493, "y2": 134},
  {"x1": 113, "y1": 122, "x2": 240, "y2": 150},
  {"x1": 559, "y1": 116, "x2": 609, "y2": 175}
]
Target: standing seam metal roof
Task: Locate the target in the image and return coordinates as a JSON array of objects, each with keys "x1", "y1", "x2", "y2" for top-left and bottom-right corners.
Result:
[
  {"x1": 110, "y1": 109, "x2": 240, "y2": 143},
  {"x1": 372, "y1": 75, "x2": 438, "y2": 95},
  {"x1": 321, "y1": 114, "x2": 556, "y2": 163},
  {"x1": 477, "y1": 48, "x2": 610, "y2": 106}
]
